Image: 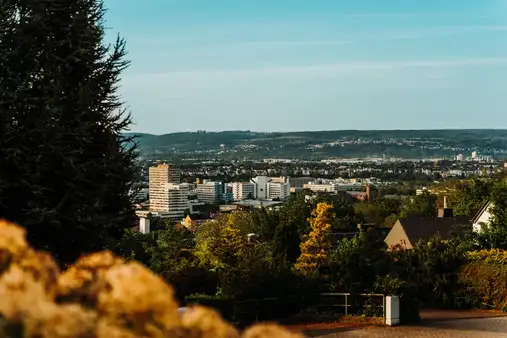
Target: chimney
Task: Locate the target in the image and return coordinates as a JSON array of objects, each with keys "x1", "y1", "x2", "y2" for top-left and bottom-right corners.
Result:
[{"x1": 438, "y1": 197, "x2": 453, "y2": 218}]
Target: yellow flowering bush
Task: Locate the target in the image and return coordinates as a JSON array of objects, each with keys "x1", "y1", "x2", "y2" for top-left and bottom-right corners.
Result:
[
  {"x1": 0, "y1": 219, "x2": 302, "y2": 338},
  {"x1": 467, "y1": 249, "x2": 507, "y2": 264}
]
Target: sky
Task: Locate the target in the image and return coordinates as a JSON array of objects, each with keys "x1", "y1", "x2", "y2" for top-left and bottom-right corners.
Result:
[{"x1": 104, "y1": 0, "x2": 507, "y2": 134}]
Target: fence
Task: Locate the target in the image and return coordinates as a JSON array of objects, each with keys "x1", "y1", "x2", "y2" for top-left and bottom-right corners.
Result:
[
  {"x1": 211, "y1": 293, "x2": 386, "y2": 325},
  {"x1": 310, "y1": 293, "x2": 386, "y2": 319}
]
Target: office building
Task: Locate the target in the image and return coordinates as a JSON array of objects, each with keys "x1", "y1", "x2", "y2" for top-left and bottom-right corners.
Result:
[
  {"x1": 232, "y1": 182, "x2": 257, "y2": 201},
  {"x1": 267, "y1": 181, "x2": 290, "y2": 200},
  {"x1": 195, "y1": 180, "x2": 224, "y2": 204}
]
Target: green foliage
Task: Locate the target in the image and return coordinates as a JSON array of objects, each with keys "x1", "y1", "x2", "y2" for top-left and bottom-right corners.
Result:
[
  {"x1": 0, "y1": 0, "x2": 138, "y2": 265},
  {"x1": 451, "y1": 178, "x2": 493, "y2": 216},
  {"x1": 400, "y1": 192, "x2": 437, "y2": 218},
  {"x1": 391, "y1": 236, "x2": 470, "y2": 308},
  {"x1": 271, "y1": 193, "x2": 312, "y2": 264},
  {"x1": 490, "y1": 181, "x2": 507, "y2": 227},
  {"x1": 328, "y1": 231, "x2": 389, "y2": 293},
  {"x1": 354, "y1": 198, "x2": 402, "y2": 226},
  {"x1": 460, "y1": 260, "x2": 507, "y2": 310}
]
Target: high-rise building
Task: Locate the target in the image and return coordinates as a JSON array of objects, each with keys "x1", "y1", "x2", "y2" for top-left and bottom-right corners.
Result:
[
  {"x1": 149, "y1": 163, "x2": 180, "y2": 186},
  {"x1": 472, "y1": 151, "x2": 478, "y2": 159},
  {"x1": 456, "y1": 154, "x2": 464, "y2": 161},
  {"x1": 149, "y1": 163, "x2": 188, "y2": 219}
]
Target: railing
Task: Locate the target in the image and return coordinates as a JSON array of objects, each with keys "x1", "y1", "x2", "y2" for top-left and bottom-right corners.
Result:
[
  {"x1": 226, "y1": 293, "x2": 386, "y2": 325},
  {"x1": 311, "y1": 293, "x2": 385, "y2": 321}
]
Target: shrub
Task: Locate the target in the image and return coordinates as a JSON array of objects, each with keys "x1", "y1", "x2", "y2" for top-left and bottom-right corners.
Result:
[
  {"x1": 460, "y1": 249, "x2": 507, "y2": 311},
  {"x1": 0, "y1": 219, "x2": 302, "y2": 337}
]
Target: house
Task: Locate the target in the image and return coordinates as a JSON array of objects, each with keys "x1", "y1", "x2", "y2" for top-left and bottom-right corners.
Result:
[
  {"x1": 384, "y1": 208, "x2": 471, "y2": 250},
  {"x1": 471, "y1": 201, "x2": 493, "y2": 233}
]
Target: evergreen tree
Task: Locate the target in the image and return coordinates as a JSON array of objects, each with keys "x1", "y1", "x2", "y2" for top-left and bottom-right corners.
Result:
[{"x1": 0, "y1": 0, "x2": 138, "y2": 264}]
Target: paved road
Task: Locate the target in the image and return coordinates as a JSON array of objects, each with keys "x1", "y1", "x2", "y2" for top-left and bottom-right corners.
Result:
[{"x1": 309, "y1": 310, "x2": 507, "y2": 338}]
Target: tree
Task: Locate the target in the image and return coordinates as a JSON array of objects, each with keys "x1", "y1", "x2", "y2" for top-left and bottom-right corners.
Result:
[
  {"x1": 400, "y1": 192, "x2": 437, "y2": 218},
  {"x1": 489, "y1": 181, "x2": 507, "y2": 227},
  {"x1": 0, "y1": 0, "x2": 138, "y2": 264},
  {"x1": 329, "y1": 231, "x2": 389, "y2": 292},
  {"x1": 295, "y1": 202, "x2": 334, "y2": 276},
  {"x1": 451, "y1": 178, "x2": 493, "y2": 217},
  {"x1": 271, "y1": 192, "x2": 312, "y2": 264}
]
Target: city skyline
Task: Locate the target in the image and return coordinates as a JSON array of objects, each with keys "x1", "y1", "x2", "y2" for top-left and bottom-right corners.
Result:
[{"x1": 105, "y1": 0, "x2": 507, "y2": 134}]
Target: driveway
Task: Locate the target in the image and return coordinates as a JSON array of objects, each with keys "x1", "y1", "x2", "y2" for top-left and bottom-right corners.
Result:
[{"x1": 308, "y1": 310, "x2": 507, "y2": 338}]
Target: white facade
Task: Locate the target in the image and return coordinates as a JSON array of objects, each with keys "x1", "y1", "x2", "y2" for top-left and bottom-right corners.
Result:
[
  {"x1": 267, "y1": 181, "x2": 291, "y2": 200},
  {"x1": 456, "y1": 154, "x2": 464, "y2": 161},
  {"x1": 139, "y1": 217, "x2": 150, "y2": 234},
  {"x1": 472, "y1": 151, "x2": 478, "y2": 159},
  {"x1": 232, "y1": 182, "x2": 257, "y2": 201},
  {"x1": 195, "y1": 180, "x2": 223, "y2": 204},
  {"x1": 251, "y1": 176, "x2": 270, "y2": 199},
  {"x1": 473, "y1": 202, "x2": 493, "y2": 233},
  {"x1": 251, "y1": 176, "x2": 290, "y2": 200},
  {"x1": 150, "y1": 182, "x2": 189, "y2": 219},
  {"x1": 303, "y1": 183, "x2": 336, "y2": 193}
]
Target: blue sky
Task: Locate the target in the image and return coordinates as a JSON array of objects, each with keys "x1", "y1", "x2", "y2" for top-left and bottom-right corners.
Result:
[{"x1": 105, "y1": 0, "x2": 507, "y2": 134}]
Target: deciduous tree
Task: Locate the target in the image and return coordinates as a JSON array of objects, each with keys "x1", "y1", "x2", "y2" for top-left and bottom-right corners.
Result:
[{"x1": 295, "y1": 202, "x2": 334, "y2": 276}]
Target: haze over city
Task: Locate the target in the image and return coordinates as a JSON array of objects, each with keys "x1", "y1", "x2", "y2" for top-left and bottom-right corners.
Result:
[{"x1": 104, "y1": 0, "x2": 507, "y2": 134}]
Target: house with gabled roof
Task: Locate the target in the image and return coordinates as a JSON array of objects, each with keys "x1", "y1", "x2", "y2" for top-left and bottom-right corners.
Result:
[{"x1": 471, "y1": 201, "x2": 493, "y2": 233}]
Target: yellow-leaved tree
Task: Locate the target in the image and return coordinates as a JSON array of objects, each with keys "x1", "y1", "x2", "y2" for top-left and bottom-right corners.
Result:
[{"x1": 295, "y1": 202, "x2": 335, "y2": 276}]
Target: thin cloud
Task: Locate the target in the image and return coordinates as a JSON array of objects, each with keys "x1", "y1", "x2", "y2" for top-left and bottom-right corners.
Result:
[
  {"x1": 141, "y1": 57, "x2": 507, "y2": 79},
  {"x1": 371, "y1": 25, "x2": 507, "y2": 41},
  {"x1": 235, "y1": 40, "x2": 351, "y2": 46}
]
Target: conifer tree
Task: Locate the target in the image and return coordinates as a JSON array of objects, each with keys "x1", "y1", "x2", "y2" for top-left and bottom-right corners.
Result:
[
  {"x1": 0, "y1": 0, "x2": 138, "y2": 264},
  {"x1": 295, "y1": 202, "x2": 334, "y2": 276}
]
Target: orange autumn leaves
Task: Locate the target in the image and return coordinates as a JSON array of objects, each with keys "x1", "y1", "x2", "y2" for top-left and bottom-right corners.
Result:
[
  {"x1": 0, "y1": 219, "x2": 302, "y2": 338},
  {"x1": 295, "y1": 202, "x2": 335, "y2": 276}
]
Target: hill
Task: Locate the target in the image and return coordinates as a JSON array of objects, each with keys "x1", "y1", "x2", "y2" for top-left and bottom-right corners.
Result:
[{"x1": 129, "y1": 129, "x2": 507, "y2": 161}]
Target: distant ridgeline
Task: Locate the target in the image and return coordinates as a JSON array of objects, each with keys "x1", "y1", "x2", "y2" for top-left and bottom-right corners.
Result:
[{"x1": 123, "y1": 130, "x2": 507, "y2": 161}]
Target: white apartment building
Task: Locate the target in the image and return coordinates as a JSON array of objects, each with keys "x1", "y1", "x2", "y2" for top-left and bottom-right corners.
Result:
[
  {"x1": 232, "y1": 182, "x2": 257, "y2": 201},
  {"x1": 251, "y1": 176, "x2": 270, "y2": 199},
  {"x1": 195, "y1": 180, "x2": 223, "y2": 204},
  {"x1": 149, "y1": 163, "x2": 188, "y2": 219},
  {"x1": 251, "y1": 176, "x2": 291, "y2": 200},
  {"x1": 303, "y1": 183, "x2": 336, "y2": 193},
  {"x1": 149, "y1": 182, "x2": 189, "y2": 219},
  {"x1": 267, "y1": 181, "x2": 290, "y2": 200}
]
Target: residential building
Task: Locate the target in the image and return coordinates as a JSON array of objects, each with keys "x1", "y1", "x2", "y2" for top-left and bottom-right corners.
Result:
[
  {"x1": 232, "y1": 182, "x2": 257, "y2": 201},
  {"x1": 149, "y1": 183, "x2": 189, "y2": 219},
  {"x1": 195, "y1": 180, "x2": 224, "y2": 204},
  {"x1": 303, "y1": 183, "x2": 336, "y2": 193},
  {"x1": 267, "y1": 181, "x2": 290, "y2": 200},
  {"x1": 472, "y1": 201, "x2": 493, "y2": 233},
  {"x1": 251, "y1": 175, "x2": 291, "y2": 200},
  {"x1": 251, "y1": 176, "x2": 270, "y2": 199},
  {"x1": 384, "y1": 210, "x2": 471, "y2": 250},
  {"x1": 149, "y1": 163, "x2": 180, "y2": 185},
  {"x1": 149, "y1": 163, "x2": 188, "y2": 219}
]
